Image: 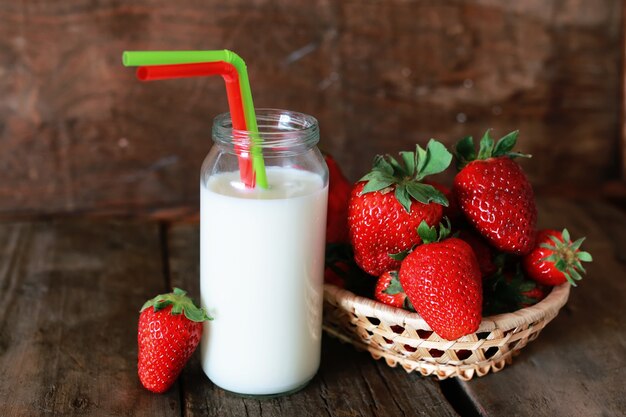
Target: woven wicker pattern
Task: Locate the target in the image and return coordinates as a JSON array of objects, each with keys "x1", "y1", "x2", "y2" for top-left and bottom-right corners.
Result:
[{"x1": 322, "y1": 283, "x2": 570, "y2": 380}]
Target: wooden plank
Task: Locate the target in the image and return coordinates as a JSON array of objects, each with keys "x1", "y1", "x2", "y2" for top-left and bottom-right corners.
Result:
[
  {"x1": 0, "y1": 220, "x2": 178, "y2": 417},
  {"x1": 454, "y1": 199, "x2": 626, "y2": 417},
  {"x1": 0, "y1": 0, "x2": 622, "y2": 218},
  {"x1": 622, "y1": 0, "x2": 626, "y2": 181},
  {"x1": 167, "y1": 223, "x2": 457, "y2": 417}
]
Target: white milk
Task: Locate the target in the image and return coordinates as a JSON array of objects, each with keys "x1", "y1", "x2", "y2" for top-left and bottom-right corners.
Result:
[{"x1": 200, "y1": 166, "x2": 328, "y2": 396}]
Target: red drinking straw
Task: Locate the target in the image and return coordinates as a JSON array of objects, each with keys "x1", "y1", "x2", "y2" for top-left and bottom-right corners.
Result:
[{"x1": 136, "y1": 62, "x2": 255, "y2": 188}]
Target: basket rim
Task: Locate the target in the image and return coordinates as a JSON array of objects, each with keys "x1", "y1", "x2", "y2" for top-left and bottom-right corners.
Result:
[{"x1": 324, "y1": 282, "x2": 570, "y2": 334}]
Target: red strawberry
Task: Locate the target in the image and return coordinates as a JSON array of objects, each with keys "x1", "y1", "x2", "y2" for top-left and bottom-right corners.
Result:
[
  {"x1": 457, "y1": 229, "x2": 497, "y2": 278},
  {"x1": 399, "y1": 221, "x2": 482, "y2": 340},
  {"x1": 453, "y1": 130, "x2": 537, "y2": 255},
  {"x1": 374, "y1": 270, "x2": 416, "y2": 311},
  {"x1": 324, "y1": 153, "x2": 352, "y2": 243},
  {"x1": 138, "y1": 288, "x2": 211, "y2": 393},
  {"x1": 348, "y1": 141, "x2": 452, "y2": 276},
  {"x1": 523, "y1": 228, "x2": 592, "y2": 286}
]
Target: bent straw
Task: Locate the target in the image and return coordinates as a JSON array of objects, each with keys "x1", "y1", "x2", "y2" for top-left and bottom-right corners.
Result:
[
  {"x1": 123, "y1": 50, "x2": 267, "y2": 188},
  {"x1": 136, "y1": 62, "x2": 254, "y2": 187}
]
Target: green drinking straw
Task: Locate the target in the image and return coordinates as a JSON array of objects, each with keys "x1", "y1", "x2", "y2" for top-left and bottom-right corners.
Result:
[{"x1": 122, "y1": 50, "x2": 268, "y2": 189}]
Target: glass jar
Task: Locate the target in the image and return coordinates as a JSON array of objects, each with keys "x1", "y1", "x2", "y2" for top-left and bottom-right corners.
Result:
[{"x1": 199, "y1": 109, "x2": 329, "y2": 397}]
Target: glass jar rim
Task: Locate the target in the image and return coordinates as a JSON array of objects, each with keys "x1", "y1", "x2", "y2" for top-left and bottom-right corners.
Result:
[{"x1": 212, "y1": 108, "x2": 319, "y2": 151}]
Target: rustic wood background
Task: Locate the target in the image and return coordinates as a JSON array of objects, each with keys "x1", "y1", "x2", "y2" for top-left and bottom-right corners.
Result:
[{"x1": 0, "y1": 0, "x2": 623, "y2": 218}]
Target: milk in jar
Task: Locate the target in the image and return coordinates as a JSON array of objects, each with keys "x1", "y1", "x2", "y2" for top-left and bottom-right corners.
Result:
[{"x1": 199, "y1": 110, "x2": 328, "y2": 396}]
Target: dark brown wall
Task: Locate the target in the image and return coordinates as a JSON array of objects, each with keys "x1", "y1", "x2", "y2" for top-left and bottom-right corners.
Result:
[{"x1": 0, "y1": 0, "x2": 622, "y2": 218}]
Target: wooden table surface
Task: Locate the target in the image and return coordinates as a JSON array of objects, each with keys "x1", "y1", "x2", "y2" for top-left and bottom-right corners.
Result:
[{"x1": 1, "y1": 198, "x2": 625, "y2": 417}]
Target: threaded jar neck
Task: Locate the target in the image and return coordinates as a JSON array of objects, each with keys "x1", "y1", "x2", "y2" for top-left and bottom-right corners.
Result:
[{"x1": 212, "y1": 109, "x2": 319, "y2": 156}]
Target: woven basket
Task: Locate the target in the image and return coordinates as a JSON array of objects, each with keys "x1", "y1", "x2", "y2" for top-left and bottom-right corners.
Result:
[{"x1": 322, "y1": 283, "x2": 570, "y2": 380}]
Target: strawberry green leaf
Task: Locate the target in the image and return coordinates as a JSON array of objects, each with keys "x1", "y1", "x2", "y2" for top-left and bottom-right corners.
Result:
[
  {"x1": 140, "y1": 287, "x2": 212, "y2": 322},
  {"x1": 372, "y1": 155, "x2": 394, "y2": 175},
  {"x1": 389, "y1": 249, "x2": 411, "y2": 261},
  {"x1": 564, "y1": 271, "x2": 578, "y2": 287},
  {"x1": 454, "y1": 136, "x2": 475, "y2": 168},
  {"x1": 539, "y1": 243, "x2": 557, "y2": 251},
  {"x1": 492, "y1": 130, "x2": 518, "y2": 157},
  {"x1": 507, "y1": 152, "x2": 532, "y2": 159},
  {"x1": 540, "y1": 254, "x2": 559, "y2": 263},
  {"x1": 536, "y1": 228, "x2": 591, "y2": 286},
  {"x1": 415, "y1": 144, "x2": 428, "y2": 175},
  {"x1": 360, "y1": 169, "x2": 394, "y2": 182},
  {"x1": 361, "y1": 140, "x2": 452, "y2": 213},
  {"x1": 184, "y1": 304, "x2": 212, "y2": 322},
  {"x1": 455, "y1": 129, "x2": 529, "y2": 164},
  {"x1": 395, "y1": 185, "x2": 412, "y2": 213},
  {"x1": 570, "y1": 268, "x2": 583, "y2": 281},
  {"x1": 417, "y1": 220, "x2": 438, "y2": 244},
  {"x1": 405, "y1": 183, "x2": 449, "y2": 207},
  {"x1": 549, "y1": 235, "x2": 563, "y2": 246},
  {"x1": 171, "y1": 303, "x2": 183, "y2": 314},
  {"x1": 416, "y1": 140, "x2": 453, "y2": 179},
  {"x1": 554, "y1": 258, "x2": 567, "y2": 272},
  {"x1": 400, "y1": 151, "x2": 416, "y2": 177},
  {"x1": 141, "y1": 298, "x2": 171, "y2": 311},
  {"x1": 382, "y1": 271, "x2": 404, "y2": 295},
  {"x1": 439, "y1": 218, "x2": 452, "y2": 240},
  {"x1": 427, "y1": 186, "x2": 449, "y2": 207},
  {"x1": 387, "y1": 155, "x2": 406, "y2": 177},
  {"x1": 361, "y1": 175, "x2": 395, "y2": 194},
  {"x1": 570, "y1": 237, "x2": 586, "y2": 251},
  {"x1": 404, "y1": 183, "x2": 429, "y2": 204},
  {"x1": 477, "y1": 130, "x2": 495, "y2": 160}
]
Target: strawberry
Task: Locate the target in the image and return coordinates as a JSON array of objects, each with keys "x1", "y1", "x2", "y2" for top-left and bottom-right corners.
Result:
[
  {"x1": 483, "y1": 263, "x2": 549, "y2": 315},
  {"x1": 399, "y1": 221, "x2": 482, "y2": 340},
  {"x1": 453, "y1": 130, "x2": 537, "y2": 255},
  {"x1": 138, "y1": 288, "x2": 211, "y2": 393},
  {"x1": 523, "y1": 228, "x2": 592, "y2": 286},
  {"x1": 348, "y1": 140, "x2": 452, "y2": 276},
  {"x1": 324, "y1": 153, "x2": 352, "y2": 243},
  {"x1": 374, "y1": 270, "x2": 415, "y2": 311},
  {"x1": 457, "y1": 229, "x2": 497, "y2": 278}
]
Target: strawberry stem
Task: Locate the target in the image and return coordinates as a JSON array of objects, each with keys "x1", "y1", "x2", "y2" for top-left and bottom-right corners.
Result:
[
  {"x1": 359, "y1": 140, "x2": 452, "y2": 213},
  {"x1": 453, "y1": 130, "x2": 531, "y2": 170},
  {"x1": 538, "y1": 228, "x2": 593, "y2": 287},
  {"x1": 416, "y1": 218, "x2": 452, "y2": 244},
  {"x1": 141, "y1": 287, "x2": 212, "y2": 322}
]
